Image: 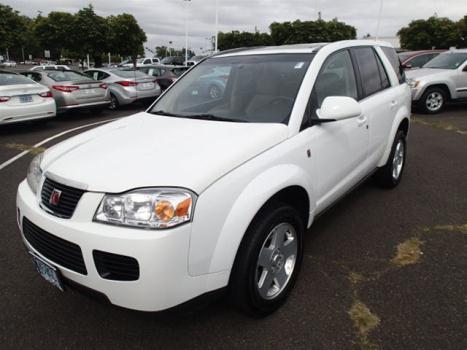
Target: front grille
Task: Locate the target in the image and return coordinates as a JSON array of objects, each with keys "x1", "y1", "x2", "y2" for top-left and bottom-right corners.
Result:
[
  {"x1": 23, "y1": 217, "x2": 87, "y2": 275},
  {"x1": 41, "y1": 177, "x2": 85, "y2": 219},
  {"x1": 93, "y1": 250, "x2": 140, "y2": 281}
]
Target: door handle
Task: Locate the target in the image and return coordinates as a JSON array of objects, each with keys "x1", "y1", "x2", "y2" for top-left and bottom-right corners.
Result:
[{"x1": 357, "y1": 115, "x2": 367, "y2": 127}]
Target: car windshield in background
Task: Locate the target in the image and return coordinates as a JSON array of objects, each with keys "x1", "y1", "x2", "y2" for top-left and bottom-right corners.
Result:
[
  {"x1": 112, "y1": 69, "x2": 148, "y2": 78},
  {"x1": 398, "y1": 52, "x2": 413, "y2": 62},
  {"x1": 0, "y1": 73, "x2": 34, "y2": 85},
  {"x1": 47, "y1": 71, "x2": 89, "y2": 82},
  {"x1": 423, "y1": 53, "x2": 467, "y2": 69},
  {"x1": 150, "y1": 53, "x2": 313, "y2": 124}
]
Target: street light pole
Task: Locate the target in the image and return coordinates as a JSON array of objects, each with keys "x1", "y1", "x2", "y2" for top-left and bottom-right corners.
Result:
[
  {"x1": 215, "y1": 0, "x2": 219, "y2": 52},
  {"x1": 184, "y1": 0, "x2": 191, "y2": 66},
  {"x1": 376, "y1": 0, "x2": 384, "y2": 40}
]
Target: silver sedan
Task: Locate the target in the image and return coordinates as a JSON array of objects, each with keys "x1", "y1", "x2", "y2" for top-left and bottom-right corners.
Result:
[
  {"x1": 84, "y1": 68, "x2": 161, "y2": 109},
  {"x1": 20, "y1": 70, "x2": 110, "y2": 113},
  {"x1": 0, "y1": 70, "x2": 56, "y2": 125}
]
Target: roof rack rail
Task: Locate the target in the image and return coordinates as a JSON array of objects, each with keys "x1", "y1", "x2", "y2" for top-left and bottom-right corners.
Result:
[{"x1": 211, "y1": 46, "x2": 264, "y2": 57}]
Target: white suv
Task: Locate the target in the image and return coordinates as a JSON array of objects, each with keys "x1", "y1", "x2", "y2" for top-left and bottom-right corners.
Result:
[{"x1": 17, "y1": 40, "x2": 411, "y2": 316}]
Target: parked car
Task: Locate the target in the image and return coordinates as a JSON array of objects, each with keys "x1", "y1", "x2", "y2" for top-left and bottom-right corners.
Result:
[
  {"x1": 31, "y1": 65, "x2": 71, "y2": 71},
  {"x1": 398, "y1": 50, "x2": 444, "y2": 70},
  {"x1": 406, "y1": 49, "x2": 467, "y2": 113},
  {"x1": 121, "y1": 57, "x2": 160, "y2": 68},
  {"x1": 20, "y1": 70, "x2": 110, "y2": 113},
  {"x1": 186, "y1": 55, "x2": 207, "y2": 66},
  {"x1": 83, "y1": 68, "x2": 161, "y2": 109},
  {"x1": 17, "y1": 40, "x2": 410, "y2": 316},
  {"x1": 0, "y1": 70, "x2": 56, "y2": 125},
  {"x1": 161, "y1": 56, "x2": 185, "y2": 66},
  {"x1": 138, "y1": 65, "x2": 189, "y2": 91},
  {"x1": 1, "y1": 61, "x2": 17, "y2": 68}
]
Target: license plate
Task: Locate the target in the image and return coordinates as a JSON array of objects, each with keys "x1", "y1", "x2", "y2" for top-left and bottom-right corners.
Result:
[
  {"x1": 20, "y1": 95, "x2": 33, "y2": 103},
  {"x1": 83, "y1": 88, "x2": 97, "y2": 94},
  {"x1": 139, "y1": 82, "x2": 154, "y2": 90},
  {"x1": 29, "y1": 252, "x2": 64, "y2": 291}
]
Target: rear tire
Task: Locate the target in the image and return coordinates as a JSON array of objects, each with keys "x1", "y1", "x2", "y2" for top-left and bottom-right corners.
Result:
[
  {"x1": 108, "y1": 93, "x2": 119, "y2": 110},
  {"x1": 418, "y1": 87, "x2": 446, "y2": 114},
  {"x1": 375, "y1": 130, "x2": 407, "y2": 188},
  {"x1": 229, "y1": 201, "x2": 304, "y2": 317}
]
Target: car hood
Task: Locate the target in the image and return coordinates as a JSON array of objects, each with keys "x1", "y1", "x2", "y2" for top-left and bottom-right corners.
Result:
[
  {"x1": 42, "y1": 112, "x2": 288, "y2": 194},
  {"x1": 405, "y1": 68, "x2": 448, "y2": 80}
]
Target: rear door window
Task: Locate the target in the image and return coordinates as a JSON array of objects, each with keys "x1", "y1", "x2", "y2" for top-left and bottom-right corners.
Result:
[{"x1": 353, "y1": 47, "x2": 384, "y2": 98}]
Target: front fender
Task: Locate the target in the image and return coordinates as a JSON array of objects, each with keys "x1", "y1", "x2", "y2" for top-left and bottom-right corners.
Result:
[{"x1": 188, "y1": 164, "x2": 315, "y2": 277}]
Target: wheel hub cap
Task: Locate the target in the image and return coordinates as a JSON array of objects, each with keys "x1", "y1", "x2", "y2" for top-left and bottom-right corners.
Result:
[
  {"x1": 392, "y1": 140, "x2": 405, "y2": 180},
  {"x1": 426, "y1": 92, "x2": 443, "y2": 112},
  {"x1": 255, "y1": 223, "x2": 298, "y2": 300}
]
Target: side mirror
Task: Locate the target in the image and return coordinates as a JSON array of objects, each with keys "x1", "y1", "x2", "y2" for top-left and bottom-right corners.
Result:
[
  {"x1": 315, "y1": 96, "x2": 362, "y2": 123},
  {"x1": 463, "y1": 66, "x2": 467, "y2": 72}
]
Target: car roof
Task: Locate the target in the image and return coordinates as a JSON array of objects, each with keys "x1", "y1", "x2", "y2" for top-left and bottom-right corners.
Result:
[{"x1": 214, "y1": 40, "x2": 395, "y2": 57}]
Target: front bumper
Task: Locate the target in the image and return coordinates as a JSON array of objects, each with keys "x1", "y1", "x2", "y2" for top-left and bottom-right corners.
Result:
[{"x1": 16, "y1": 180, "x2": 227, "y2": 311}]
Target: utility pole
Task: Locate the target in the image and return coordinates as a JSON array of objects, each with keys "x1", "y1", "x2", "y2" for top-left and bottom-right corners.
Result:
[
  {"x1": 184, "y1": 0, "x2": 191, "y2": 66},
  {"x1": 215, "y1": 0, "x2": 219, "y2": 52},
  {"x1": 376, "y1": 0, "x2": 384, "y2": 40}
]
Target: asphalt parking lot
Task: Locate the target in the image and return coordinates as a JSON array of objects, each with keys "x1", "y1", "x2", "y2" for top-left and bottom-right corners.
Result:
[{"x1": 1, "y1": 104, "x2": 466, "y2": 349}]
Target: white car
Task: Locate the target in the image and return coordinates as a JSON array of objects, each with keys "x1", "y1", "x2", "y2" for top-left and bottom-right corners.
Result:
[
  {"x1": 1, "y1": 60, "x2": 17, "y2": 67},
  {"x1": 0, "y1": 70, "x2": 56, "y2": 125},
  {"x1": 121, "y1": 57, "x2": 160, "y2": 68},
  {"x1": 31, "y1": 65, "x2": 71, "y2": 71},
  {"x1": 17, "y1": 40, "x2": 410, "y2": 316}
]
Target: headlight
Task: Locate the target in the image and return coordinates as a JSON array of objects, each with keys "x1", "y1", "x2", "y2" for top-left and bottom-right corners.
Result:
[
  {"x1": 94, "y1": 188, "x2": 196, "y2": 229},
  {"x1": 407, "y1": 79, "x2": 420, "y2": 89},
  {"x1": 27, "y1": 152, "x2": 43, "y2": 194}
]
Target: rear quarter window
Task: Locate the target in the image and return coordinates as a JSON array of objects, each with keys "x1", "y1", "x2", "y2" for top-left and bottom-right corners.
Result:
[{"x1": 382, "y1": 46, "x2": 405, "y2": 83}]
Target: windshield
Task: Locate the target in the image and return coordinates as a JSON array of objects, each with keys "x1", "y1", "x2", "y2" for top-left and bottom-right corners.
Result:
[
  {"x1": 47, "y1": 71, "x2": 89, "y2": 82},
  {"x1": 149, "y1": 53, "x2": 313, "y2": 124},
  {"x1": 423, "y1": 52, "x2": 467, "y2": 69},
  {"x1": 0, "y1": 73, "x2": 34, "y2": 85}
]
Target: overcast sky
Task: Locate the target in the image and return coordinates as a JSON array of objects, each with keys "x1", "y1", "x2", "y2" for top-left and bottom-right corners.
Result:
[{"x1": 4, "y1": 0, "x2": 466, "y2": 55}]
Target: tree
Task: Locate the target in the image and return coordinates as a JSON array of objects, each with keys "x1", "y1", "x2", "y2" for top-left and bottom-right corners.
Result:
[
  {"x1": 71, "y1": 5, "x2": 109, "y2": 67},
  {"x1": 398, "y1": 16, "x2": 460, "y2": 50},
  {"x1": 458, "y1": 16, "x2": 467, "y2": 48},
  {"x1": 0, "y1": 4, "x2": 29, "y2": 60},
  {"x1": 34, "y1": 11, "x2": 74, "y2": 60},
  {"x1": 108, "y1": 13, "x2": 146, "y2": 64},
  {"x1": 270, "y1": 19, "x2": 356, "y2": 45},
  {"x1": 218, "y1": 31, "x2": 273, "y2": 51}
]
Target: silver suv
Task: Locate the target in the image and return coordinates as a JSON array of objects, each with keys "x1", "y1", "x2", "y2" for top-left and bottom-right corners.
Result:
[{"x1": 406, "y1": 49, "x2": 467, "y2": 114}]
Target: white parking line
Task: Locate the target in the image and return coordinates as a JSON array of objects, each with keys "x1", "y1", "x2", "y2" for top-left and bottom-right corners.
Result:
[{"x1": 0, "y1": 118, "x2": 120, "y2": 171}]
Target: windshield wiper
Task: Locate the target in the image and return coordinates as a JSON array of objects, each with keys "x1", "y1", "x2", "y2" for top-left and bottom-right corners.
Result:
[
  {"x1": 150, "y1": 110, "x2": 248, "y2": 123},
  {"x1": 150, "y1": 110, "x2": 187, "y2": 118},
  {"x1": 184, "y1": 114, "x2": 249, "y2": 123}
]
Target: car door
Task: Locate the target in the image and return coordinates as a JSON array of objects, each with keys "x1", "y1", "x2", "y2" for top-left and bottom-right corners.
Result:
[
  {"x1": 453, "y1": 58, "x2": 467, "y2": 99},
  {"x1": 351, "y1": 46, "x2": 396, "y2": 166},
  {"x1": 304, "y1": 49, "x2": 370, "y2": 211}
]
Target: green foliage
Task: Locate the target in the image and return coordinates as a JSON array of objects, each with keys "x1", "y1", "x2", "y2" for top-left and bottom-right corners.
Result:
[
  {"x1": 398, "y1": 16, "x2": 465, "y2": 50},
  {"x1": 218, "y1": 31, "x2": 273, "y2": 51},
  {"x1": 218, "y1": 19, "x2": 356, "y2": 51},
  {"x1": 270, "y1": 19, "x2": 356, "y2": 45},
  {"x1": 0, "y1": 4, "x2": 147, "y2": 66},
  {"x1": 0, "y1": 4, "x2": 30, "y2": 54},
  {"x1": 108, "y1": 13, "x2": 147, "y2": 59}
]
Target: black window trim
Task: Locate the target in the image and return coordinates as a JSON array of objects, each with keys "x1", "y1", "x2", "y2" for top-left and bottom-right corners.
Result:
[{"x1": 301, "y1": 48, "x2": 360, "y2": 131}]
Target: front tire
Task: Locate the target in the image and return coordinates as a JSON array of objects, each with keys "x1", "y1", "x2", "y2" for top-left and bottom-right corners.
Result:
[
  {"x1": 418, "y1": 87, "x2": 446, "y2": 114},
  {"x1": 375, "y1": 130, "x2": 407, "y2": 188},
  {"x1": 229, "y1": 201, "x2": 304, "y2": 317}
]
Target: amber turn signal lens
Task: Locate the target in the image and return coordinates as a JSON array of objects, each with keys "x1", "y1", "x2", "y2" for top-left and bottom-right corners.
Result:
[
  {"x1": 175, "y1": 198, "x2": 192, "y2": 217},
  {"x1": 155, "y1": 200, "x2": 175, "y2": 222}
]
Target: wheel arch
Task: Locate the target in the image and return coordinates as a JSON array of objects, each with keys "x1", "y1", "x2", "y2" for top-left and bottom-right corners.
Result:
[
  {"x1": 420, "y1": 83, "x2": 453, "y2": 101},
  {"x1": 192, "y1": 164, "x2": 315, "y2": 276},
  {"x1": 377, "y1": 109, "x2": 411, "y2": 167}
]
